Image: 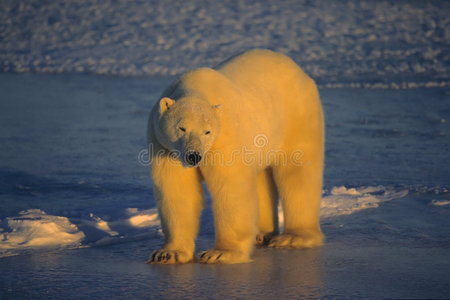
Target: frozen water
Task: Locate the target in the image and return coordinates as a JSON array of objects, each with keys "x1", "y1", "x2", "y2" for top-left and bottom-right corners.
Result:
[
  {"x1": 0, "y1": 73, "x2": 448, "y2": 298},
  {"x1": 0, "y1": 73, "x2": 448, "y2": 257},
  {"x1": 2, "y1": 185, "x2": 411, "y2": 257}
]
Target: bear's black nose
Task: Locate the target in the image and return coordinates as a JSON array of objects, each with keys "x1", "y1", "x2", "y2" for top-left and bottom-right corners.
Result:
[{"x1": 186, "y1": 151, "x2": 202, "y2": 166}]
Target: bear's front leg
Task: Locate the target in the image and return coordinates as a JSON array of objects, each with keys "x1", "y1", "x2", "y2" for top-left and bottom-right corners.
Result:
[
  {"x1": 146, "y1": 155, "x2": 204, "y2": 264},
  {"x1": 199, "y1": 169, "x2": 258, "y2": 264}
]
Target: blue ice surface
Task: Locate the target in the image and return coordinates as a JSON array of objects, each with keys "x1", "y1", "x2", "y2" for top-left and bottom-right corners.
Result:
[
  {"x1": 0, "y1": 237, "x2": 448, "y2": 299},
  {"x1": 0, "y1": 73, "x2": 449, "y2": 218},
  {"x1": 0, "y1": 73, "x2": 449, "y2": 298},
  {"x1": 0, "y1": 73, "x2": 160, "y2": 219}
]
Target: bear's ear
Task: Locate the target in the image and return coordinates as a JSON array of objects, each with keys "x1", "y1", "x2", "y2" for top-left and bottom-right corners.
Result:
[
  {"x1": 159, "y1": 97, "x2": 175, "y2": 115},
  {"x1": 212, "y1": 104, "x2": 223, "y2": 115}
]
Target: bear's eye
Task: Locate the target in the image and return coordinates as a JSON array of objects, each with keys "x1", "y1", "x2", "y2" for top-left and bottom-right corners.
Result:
[
  {"x1": 179, "y1": 127, "x2": 186, "y2": 132},
  {"x1": 205, "y1": 131, "x2": 211, "y2": 135}
]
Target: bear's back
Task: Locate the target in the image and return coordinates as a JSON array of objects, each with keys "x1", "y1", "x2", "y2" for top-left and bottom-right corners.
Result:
[
  {"x1": 215, "y1": 49, "x2": 312, "y2": 89},
  {"x1": 216, "y1": 49, "x2": 322, "y2": 147}
]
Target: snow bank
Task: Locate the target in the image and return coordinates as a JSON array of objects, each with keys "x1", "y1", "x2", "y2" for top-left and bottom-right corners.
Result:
[
  {"x1": 278, "y1": 185, "x2": 409, "y2": 228},
  {"x1": 430, "y1": 200, "x2": 450, "y2": 206},
  {"x1": 320, "y1": 186, "x2": 408, "y2": 218},
  {"x1": 0, "y1": 209, "x2": 85, "y2": 256},
  {"x1": 1, "y1": 0, "x2": 449, "y2": 86},
  {"x1": 0, "y1": 208, "x2": 161, "y2": 257},
  {"x1": 1, "y1": 186, "x2": 411, "y2": 257}
]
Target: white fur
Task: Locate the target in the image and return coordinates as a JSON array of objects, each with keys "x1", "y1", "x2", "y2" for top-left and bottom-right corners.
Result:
[{"x1": 147, "y1": 49, "x2": 324, "y2": 264}]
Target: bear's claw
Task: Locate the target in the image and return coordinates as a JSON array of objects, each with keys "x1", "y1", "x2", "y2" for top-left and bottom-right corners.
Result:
[
  {"x1": 199, "y1": 251, "x2": 223, "y2": 263},
  {"x1": 146, "y1": 249, "x2": 191, "y2": 264},
  {"x1": 197, "y1": 249, "x2": 251, "y2": 264}
]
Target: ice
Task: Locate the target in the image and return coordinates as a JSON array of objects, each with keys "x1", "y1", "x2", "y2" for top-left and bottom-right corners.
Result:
[
  {"x1": 0, "y1": 73, "x2": 448, "y2": 261},
  {"x1": 1, "y1": 185, "x2": 412, "y2": 257}
]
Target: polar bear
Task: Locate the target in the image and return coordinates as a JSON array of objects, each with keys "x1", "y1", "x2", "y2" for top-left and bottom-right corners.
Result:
[{"x1": 147, "y1": 49, "x2": 324, "y2": 264}]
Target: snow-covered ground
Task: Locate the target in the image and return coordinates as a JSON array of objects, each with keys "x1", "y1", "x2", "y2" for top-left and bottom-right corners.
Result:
[
  {"x1": 0, "y1": 0, "x2": 449, "y2": 87},
  {"x1": 0, "y1": 0, "x2": 449, "y2": 298}
]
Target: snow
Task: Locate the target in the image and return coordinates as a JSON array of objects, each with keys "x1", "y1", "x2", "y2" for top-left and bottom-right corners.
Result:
[
  {"x1": 0, "y1": 0, "x2": 449, "y2": 87},
  {"x1": 0, "y1": 210, "x2": 84, "y2": 251},
  {"x1": 126, "y1": 208, "x2": 159, "y2": 228},
  {"x1": 320, "y1": 186, "x2": 409, "y2": 218},
  {"x1": 430, "y1": 199, "x2": 450, "y2": 206},
  {"x1": 0, "y1": 207, "x2": 161, "y2": 257}
]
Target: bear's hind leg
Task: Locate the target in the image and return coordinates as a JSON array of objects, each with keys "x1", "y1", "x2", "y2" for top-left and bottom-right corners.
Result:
[
  {"x1": 269, "y1": 150, "x2": 324, "y2": 249},
  {"x1": 256, "y1": 168, "x2": 279, "y2": 246}
]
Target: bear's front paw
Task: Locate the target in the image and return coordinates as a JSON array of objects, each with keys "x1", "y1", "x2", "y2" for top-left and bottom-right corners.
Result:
[
  {"x1": 197, "y1": 249, "x2": 251, "y2": 264},
  {"x1": 268, "y1": 233, "x2": 323, "y2": 249},
  {"x1": 146, "y1": 249, "x2": 193, "y2": 264}
]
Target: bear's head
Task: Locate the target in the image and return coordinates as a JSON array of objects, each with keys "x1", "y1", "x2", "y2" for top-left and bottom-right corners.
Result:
[{"x1": 154, "y1": 96, "x2": 222, "y2": 167}]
